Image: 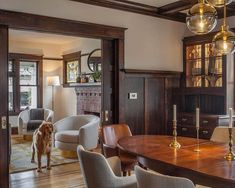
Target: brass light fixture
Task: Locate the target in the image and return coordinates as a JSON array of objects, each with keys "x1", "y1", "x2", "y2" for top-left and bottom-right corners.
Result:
[
  {"x1": 186, "y1": 0, "x2": 217, "y2": 35},
  {"x1": 206, "y1": 0, "x2": 233, "y2": 8},
  {"x1": 213, "y1": 2, "x2": 235, "y2": 54}
]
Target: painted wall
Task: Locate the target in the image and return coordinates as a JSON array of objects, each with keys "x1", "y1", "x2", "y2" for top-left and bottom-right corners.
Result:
[
  {"x1": 0, "y1": 0, "x2": 186, "y2": 71},
  {"x1": 9, "y1": 38, "x2": 101, "y2": 126}
]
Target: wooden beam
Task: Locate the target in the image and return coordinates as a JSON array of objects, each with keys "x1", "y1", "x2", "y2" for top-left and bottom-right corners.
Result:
[
  {"x1": 70, "y1": 0, "x2": 186, "y2": 22},
  {"x1": 0, "y1": 9, "x2": 126, "y2": 39},
  {"x1": 158, "y1": 1, "x2": 192, "y2": 15}
]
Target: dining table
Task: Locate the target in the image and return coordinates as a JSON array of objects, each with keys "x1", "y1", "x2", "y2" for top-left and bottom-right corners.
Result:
[{"x1": 117, "y1": 135, "x2": 235, "y2": 188}]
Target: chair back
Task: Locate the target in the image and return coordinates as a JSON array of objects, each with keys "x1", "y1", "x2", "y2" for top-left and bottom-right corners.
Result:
[
  {"x1": 210, "y1": 126, "x2": 235, "y2": 143},
  {"x1": 77, "y1": 145, "x2": 117, "y2": 188},
  {"x1": 102, "y1": 124, "x2": 132, "y2": 147},
  {"x1": 135, "y1": 166, "x2": 195, "y2": 188}
]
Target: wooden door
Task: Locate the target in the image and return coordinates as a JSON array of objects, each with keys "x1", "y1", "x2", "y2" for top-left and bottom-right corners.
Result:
[
  {"x1": 0, "y1": 25, "x2": 9, "y2": 188},
  {"x1": 101, "y1": 39, "x2": 116, "y2": 125}
]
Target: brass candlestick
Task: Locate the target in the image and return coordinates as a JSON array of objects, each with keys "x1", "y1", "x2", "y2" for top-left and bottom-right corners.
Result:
[
  {"x1": 194, "y1": 127, "x2": 200, "y2": 152},
  {"x1": 224, "y1": 127, "x2": 235, "y2": 161},
  {"x1": 169, "y1": 120, "x2": 181, "y2": 149}
]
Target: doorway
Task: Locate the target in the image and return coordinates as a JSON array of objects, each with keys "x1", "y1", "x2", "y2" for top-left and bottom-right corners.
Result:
[
  {"x1": 0, "y1": 9, "x2": 126, "y2": 188},
  {"x1": 9, "y1": 29, "x2": 103, "y2": 173}
]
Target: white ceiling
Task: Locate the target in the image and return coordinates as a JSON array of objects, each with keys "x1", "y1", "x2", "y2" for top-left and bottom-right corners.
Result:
[
  {"x1": 9, "y1": 29, "x2": 81, "y2": 45},
  {"x1": 130, "y1": 0, "x2": 178, "y2": 7}
]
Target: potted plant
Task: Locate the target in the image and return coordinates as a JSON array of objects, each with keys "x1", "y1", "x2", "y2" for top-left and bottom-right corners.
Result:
[{"x1": 92, "y1": 71, "x2": 102, "y2": 82}]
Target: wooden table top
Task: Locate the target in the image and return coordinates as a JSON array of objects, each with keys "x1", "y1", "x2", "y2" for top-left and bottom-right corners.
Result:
[{"x1": 117, "y1": 135, "x2": 235, "y2": 188}]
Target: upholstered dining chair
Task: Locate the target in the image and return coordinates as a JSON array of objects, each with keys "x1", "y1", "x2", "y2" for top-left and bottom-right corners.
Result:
[
  {"x1": 135, "y1": 165, "x2": 195, "y2": 188},
  {"x1": 77, "y1": 145, "x2": 137, "y2": 188},
  {"x1": 210, "y1": 126, "x2": 235, "y2": 143},
  {"x1": 102, "y1": 124, "x2": 137, "y2": 176}
]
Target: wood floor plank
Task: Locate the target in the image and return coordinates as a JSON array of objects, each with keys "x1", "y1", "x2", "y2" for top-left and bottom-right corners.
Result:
[{"x1": 10, "y1": 162, "x2": 85, "y2": 188}]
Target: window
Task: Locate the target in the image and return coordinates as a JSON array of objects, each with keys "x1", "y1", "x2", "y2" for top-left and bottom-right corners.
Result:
[
  {"x1": 63, "y1": 51, "x2": 81, "y2": 85},
  {"x1": 8, "y1": 53, "x2": 43, "y2": 115}
]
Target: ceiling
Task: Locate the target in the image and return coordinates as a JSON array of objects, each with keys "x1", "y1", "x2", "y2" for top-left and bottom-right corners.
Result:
[
  {"x1": 9, "y1": 29, "x2": 81, "y2": 45},
  {"x1": 70, "y1": 0, "x2": 235, "y2": 22}
]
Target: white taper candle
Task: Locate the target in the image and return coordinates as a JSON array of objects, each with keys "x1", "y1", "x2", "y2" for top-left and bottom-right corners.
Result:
[
  {"x1": 229, "y1": 108, "x2": 233, "y2": 128},
  {"x1": 196, "y1": 108, "x2": 200, "y2": 129},
  {"x1": 173, "y1": 105, "x2": 176, "y2": 121}
]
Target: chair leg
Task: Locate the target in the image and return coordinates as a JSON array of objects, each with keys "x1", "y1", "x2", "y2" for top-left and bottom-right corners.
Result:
[
  {"x1": 128, "y1": 171, "x2": 131, "y2": 176},
  {"x1": 123, "y1": 171, "x2": 127, "y2": 176}
]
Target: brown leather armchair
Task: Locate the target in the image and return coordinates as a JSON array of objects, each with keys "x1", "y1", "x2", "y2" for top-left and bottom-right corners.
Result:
[{"x1": 102, "y1": 124, "x2": 137, "y2": 176}]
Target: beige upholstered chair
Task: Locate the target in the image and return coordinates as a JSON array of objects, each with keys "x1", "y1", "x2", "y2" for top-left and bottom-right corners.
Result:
[
  {"x1": 77, "y1": 145, "x2": 137, "y2": 188},
  {"x1": 135, "y1": 166, "x2": 195, "y2": 188},
  {"x1": 210, "y1": 126, "x2": 235, "y2": 143},
  {"x1": 54, "y1": 115, "x2": 100, "y2": 152},
  {"x1": 18, "y1": 108, "x2": 54, "y2": 135}
]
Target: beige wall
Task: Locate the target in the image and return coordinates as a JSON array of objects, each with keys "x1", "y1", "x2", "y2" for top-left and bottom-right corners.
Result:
[
  {"x1": 9, "y1": 38, "x2": 101, "y2": 126},
  {"x1": 0, "y1": 0, "x2": 186, "y2": 71}
]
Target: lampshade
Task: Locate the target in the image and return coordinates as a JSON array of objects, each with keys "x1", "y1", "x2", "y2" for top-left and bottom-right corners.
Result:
[
  {"x1": 206, "y1": 0, "x2": 233, "y2": 7},
  {"x1": 186, "y1": 0, "x2": 217, "y2": 35},
  {"x1": 213, "y1": 25, "x2": 235, "y2": 54},
  {"x1": 47, "y1": 76, "x2": 60, "y2": 86}
]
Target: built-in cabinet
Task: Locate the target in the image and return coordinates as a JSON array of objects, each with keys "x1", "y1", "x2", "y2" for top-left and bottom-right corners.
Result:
[{"x1": 170, "y1": 34, "x2": 233, "y2": 139}]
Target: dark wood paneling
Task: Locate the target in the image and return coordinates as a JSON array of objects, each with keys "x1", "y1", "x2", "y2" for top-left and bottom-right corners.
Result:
[
  {"x1": 145, "y1": 78, "x2": 165, "y2": 135},
  {"x1": 125, "y1": 77, "x2": 144, "y2": 135},
  {"x1": 0, "y1": 25, "x2": 9, "y2": 188},
  {"x1": 124, "y1": 69, "x2": 181, "y2": 135},
  {"x1": 102, "y1": 39, "x2": 115, "y2": 125}
]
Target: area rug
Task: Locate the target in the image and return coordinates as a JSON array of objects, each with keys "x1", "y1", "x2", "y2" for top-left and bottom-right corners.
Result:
[{"x1": 10, "y1": 136, "x2": 78, "y2": 173}]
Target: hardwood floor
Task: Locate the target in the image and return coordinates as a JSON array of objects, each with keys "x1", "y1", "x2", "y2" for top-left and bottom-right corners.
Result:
[{"x1": 10, "y1": 162, "x2": 85, "y2": 188}]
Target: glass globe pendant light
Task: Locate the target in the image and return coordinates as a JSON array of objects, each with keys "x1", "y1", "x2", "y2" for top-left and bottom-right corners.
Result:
[
  {"x1": 186, "y1": 0, "x2": 217, "y2": 35},
  {"x1": 213, "y1": 2, "x2": 235, "y2": 54},
  {"x1": 206, "y1": 0, "x2": 233, "y2": 8}
]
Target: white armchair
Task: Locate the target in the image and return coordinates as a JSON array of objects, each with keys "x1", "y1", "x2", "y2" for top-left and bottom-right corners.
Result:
[
  {"x1": 53, "y1": 115, "x2": 100, "y2": 151},
  {"x1": 18, "y1": 108, "x2": 54, "y2": 135}
]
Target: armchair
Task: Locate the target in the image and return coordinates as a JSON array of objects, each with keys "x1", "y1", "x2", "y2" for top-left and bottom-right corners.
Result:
[
  {"x1": 18, "y1": 108, "x2": 54, "y2": 135},
  {"x1": 53, "y1": 115, "x2": 100, "y2": 153}
]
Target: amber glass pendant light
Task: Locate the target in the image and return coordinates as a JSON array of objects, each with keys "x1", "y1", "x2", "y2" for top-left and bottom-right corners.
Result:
[
  {"x1": 213, "y1": 2, "x2": 235, "y2": 54},
  {"x1": 186, "y1": 0, "x2": 217, "y2": 35},
  {"x1": 206, "y1": 0, "x2": 233, "y2": 8}
]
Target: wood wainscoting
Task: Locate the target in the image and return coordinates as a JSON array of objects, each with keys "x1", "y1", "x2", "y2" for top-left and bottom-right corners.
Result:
[{"x1": 124, "y1": 69, "x2": 181, "y2": 135}]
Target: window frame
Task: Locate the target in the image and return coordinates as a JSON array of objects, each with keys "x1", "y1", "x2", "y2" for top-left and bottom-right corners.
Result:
[
  {"x1": 62, "y1": 51, "x2": 81, "y2": 86},
  {"x1": 8, "y1": 53, "x2": 43, "y2": 115}
]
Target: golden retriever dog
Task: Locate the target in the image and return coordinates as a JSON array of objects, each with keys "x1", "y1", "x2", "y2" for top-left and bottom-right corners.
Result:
[{"x1": 31, "y1": 122, "x2": 54, "y2": 172}]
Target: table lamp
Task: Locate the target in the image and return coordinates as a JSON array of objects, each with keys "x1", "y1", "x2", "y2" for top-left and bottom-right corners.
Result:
[{"x1": 47, "y1": 76, "x2": 60, "y2": 111}]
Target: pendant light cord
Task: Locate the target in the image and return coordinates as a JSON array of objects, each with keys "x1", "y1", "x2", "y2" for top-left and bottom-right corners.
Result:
[{"x1": 224, "y1": 1, "x2": 227, "y2": 27}]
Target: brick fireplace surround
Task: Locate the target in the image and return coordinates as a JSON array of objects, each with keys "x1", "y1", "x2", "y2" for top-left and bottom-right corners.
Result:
[{"x1": 75, "y1": 86, "x2": 101, "y2": 116}]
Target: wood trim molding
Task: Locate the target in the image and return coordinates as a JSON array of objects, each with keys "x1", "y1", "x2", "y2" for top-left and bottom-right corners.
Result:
[
  {"x1": 43, "y1": 57, "x2": 63, "y2": 61},
  {"x1": 123, "y1": 69, "x2": 182, "y2": 77},
  {"x1": 70, "y1": 0, "x2": 186, "y2": 23},
  {"x1": 0, "y1": 9, "x2": 126, "y2": 39}
]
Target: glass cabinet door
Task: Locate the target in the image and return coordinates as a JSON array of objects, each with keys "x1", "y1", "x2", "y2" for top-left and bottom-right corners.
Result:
[
  {"x1": 205, "y1": 43, "x2": 223, "y2": 87},
  {"x1": 186, "y1": 45, "x2": 202, "y2": 87}
]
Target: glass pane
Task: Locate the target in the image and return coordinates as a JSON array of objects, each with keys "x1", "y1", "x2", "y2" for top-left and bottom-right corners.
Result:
[
  {"x1": 9, "y1": 60, "x2": 13, "y2": 72},
  {"x1": 205, "y1": 43, "x2": 223, "y2": 88},
  {"x1": 20, "y1": 61, "x2": 37, "y2": 85},
  {"x1": 67, "y1": 60, "x2": 79, "y2": 83},
  {"x1": 20, "y1": 86, "x2": 37, "y2": 110},
  {"x1": 8, "y1": 77, "x2": 13, "y2": 111},
  {"x1": 186, "y1": 76, "x2": 202, "y2": 87},
  {"x1": 186, "y1": 45, "x2": 201, "y2": 60}
]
